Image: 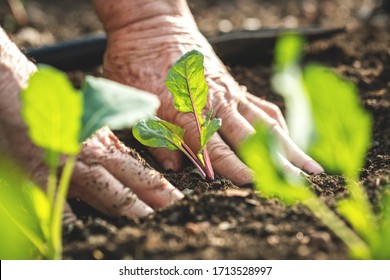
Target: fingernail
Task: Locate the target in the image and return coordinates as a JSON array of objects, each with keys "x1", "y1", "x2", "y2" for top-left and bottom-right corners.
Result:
[
  {"x1": 303, "y1": 161, "x2": 325, "y2": 175},
  {"x1": 171, "y1": 189, "x2": 185, "y2": 202},
  {"x1": 120, "y1": 199, "x2": 154, "y2": 218},
  {"x1": 163, "y1": 160, "x2": 175, "y2": 171}
]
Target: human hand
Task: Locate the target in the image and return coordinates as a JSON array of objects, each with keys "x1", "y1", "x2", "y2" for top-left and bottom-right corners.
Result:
[
  {"x1": 93, "y1": 0, "x2": 324, "y2": 186},
  {"x1": 0, "y1": 28, "x2": 183, "y2": 223}
]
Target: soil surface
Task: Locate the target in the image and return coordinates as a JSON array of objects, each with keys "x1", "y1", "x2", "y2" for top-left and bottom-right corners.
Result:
[{"x1": 1, "y1": 0, "x2": 389, "y2": 259}]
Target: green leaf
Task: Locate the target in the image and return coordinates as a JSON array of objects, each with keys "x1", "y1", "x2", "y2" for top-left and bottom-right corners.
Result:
[
  {"x1": 274, "y1": 33, "x2": 305, "y2": 71},
  {"x1": 158, "y1": 119, "x2": 186, "y2": 140},
  {"x1": 303, "y1": 64, "x2": 372, "y2": 179},
  {"x1": 0, "y1": 158, "x2": 47, "y2": 259},
  {"x1": 21, "y1": 65, "x2": 82, "y2": 156},
  {"x1": 26, "y1": 182, "x2": 51, "y2": 245},
  {"x1": 133, "y1": 117, "x2": 184, "y2": 151},
  {"x1": 370, "y1": 184, "x2": 390, "y2": 259},
  {"x1": 199, "y1": 117, "x2": 221, "y2": 154},
  {"x1": 272, "y1": 34, "x2": 313, "y2": 151},
  {"x1": 165, "y1": 50, "x2": 208, "y2": 120},
  {"x1": 239, "y1": 123, "x2": 313, "y2": 205},
  {"x1": 80, "y1": 76, "x2": 160, "y2": 141},
  {"x1": 336, "y1": 190, "x2": 377, "y2": 248}
]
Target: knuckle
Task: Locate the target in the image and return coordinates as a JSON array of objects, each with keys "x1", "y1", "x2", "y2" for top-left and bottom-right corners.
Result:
[
  {"x1": 267, "y1": 118, "x2": 279, "y2": 130},
  {"x1": 207, "y1": 140, "x2": 235, "y2": 165},
  {"x1": 172, "y1": 111, "x2": 196, "y2": 132},
  {"x1": 270, "y1": 103, "x2": 282, "y2": 116},
  {"x1": 213, "y1": 100, "x2": 236, "y2": 119}
]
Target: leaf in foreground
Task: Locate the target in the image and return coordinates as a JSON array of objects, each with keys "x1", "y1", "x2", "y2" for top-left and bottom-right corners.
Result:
[
  {"x1": 272, "y1": 34, "x2": 313, "y2": 151},
  {"x1": 21, "y1": 65, "x2": 82, "y2": 156},
  {"x1": 239, "y1": 123, "x2": 313, "y2": 204},
  {"x1": 303, "y1": 64, "x2": 372, "y2": 179},
  {"x1": 0, "y1": 158, "x2": 49, "y2": 259},
  {"x1": 374, "y1": 184, "x2": 390, "y2": 259},
  {"x1": 80, "y1": 76, "x2": 160, "y2": 141}
]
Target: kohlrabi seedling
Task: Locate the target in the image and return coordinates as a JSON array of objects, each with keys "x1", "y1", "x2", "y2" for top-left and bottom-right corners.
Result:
[
  {"x1": 240, "y1": 33, "x2": 389, "y2": 259},
  {"x1": 133, "y1": 50, "x2": 221, "y2": 181},
  {"x1": 0, "y1": 65, "x2": 159, "y2": 259}
]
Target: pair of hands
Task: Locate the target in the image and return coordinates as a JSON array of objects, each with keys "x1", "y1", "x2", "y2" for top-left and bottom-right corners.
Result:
[
  {"x1": 88, "y1": 0, "x2": 323, "y2": 217},
  {"x1": 0, "y1": 0, "x2": 324, "y2": 221}
]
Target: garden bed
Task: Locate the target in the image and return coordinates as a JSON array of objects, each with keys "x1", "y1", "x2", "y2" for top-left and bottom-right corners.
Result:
[{"x1": 1, "y1": 0, "x2": 389, "y2": 260}]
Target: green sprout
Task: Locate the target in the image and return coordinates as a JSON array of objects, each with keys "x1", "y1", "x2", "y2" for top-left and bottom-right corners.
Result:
[
  {"x1": 240, "y1": 33, "x2": 389, "y2": 259},
  {"x1": 0, "y1": 65, "x2": 159, "y2": 259},
  {"x1": 133, "y1": 50, "x2": 221, "y2": 181}
]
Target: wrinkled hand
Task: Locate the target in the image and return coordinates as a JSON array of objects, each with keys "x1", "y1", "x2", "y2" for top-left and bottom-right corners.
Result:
[
  {"x1": 70, "y1": 126, "x2": 183, "y2": 218},
  {"x1": 0, "y1": 28, "x2": 183, "y2": 223},
  {"x1": 94, "y1": 0, "x2": 324, "y2": 186}
]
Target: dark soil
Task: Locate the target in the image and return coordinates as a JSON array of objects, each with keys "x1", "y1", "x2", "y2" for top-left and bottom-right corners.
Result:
[{"x1": 1, "y1": 0, "x2": 389, "y2": 259}]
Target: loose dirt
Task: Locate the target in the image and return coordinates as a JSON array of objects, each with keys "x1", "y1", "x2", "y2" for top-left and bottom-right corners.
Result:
[{"x1": 1, "y1": 0, "x2": 389, "y2": 259}]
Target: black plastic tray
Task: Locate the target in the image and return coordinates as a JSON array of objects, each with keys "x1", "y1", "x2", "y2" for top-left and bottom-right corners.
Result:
[{"x1": 24, "y1": 27, "x2": 343, "y2": 71}]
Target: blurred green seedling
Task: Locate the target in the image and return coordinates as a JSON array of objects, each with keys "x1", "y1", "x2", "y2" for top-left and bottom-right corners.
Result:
[
  {"x1": 240, "y1": 33, "x2": 389, "y2": 259},
  {"x1": 133, "y1": 50, "x2": 221, "y2": 181},
  {"x1": 0, "y1": 65, "x2": 159, "y2": 259}
]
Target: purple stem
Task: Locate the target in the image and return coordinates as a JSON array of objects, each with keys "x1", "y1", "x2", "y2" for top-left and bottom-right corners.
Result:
[
  {"x1": 166, "y1": 137, "x2": 207, "y2": 179},
  {"x1": 185, "y1": 79, "x2": 215, "y2": 181}
]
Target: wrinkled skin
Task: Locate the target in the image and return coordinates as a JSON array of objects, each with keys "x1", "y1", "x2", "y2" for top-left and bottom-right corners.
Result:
[
  {"x1": 93, "y1": 0, "x2": 324, "y2": 186},
  {"x1": 0, "y1": 0, "x2": 323, "y2": 223},
  {"x1": 0, "y1": 28, "x2": 183, "y2": 223}
]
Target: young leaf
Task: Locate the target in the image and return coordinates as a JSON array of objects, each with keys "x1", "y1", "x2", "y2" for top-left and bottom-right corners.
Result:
[
  {"x1": 132, "y1": 117, "x2": 184, "y2": 151},
  {"x1": 0, "y1": 158, "x2": 47, "y2": 259},
  {"x1": 26, "y1": 182, "x2": 51, "y2": 243},
  {"x1": 80, "y1": 76, "x2": 160, "y2": 141},
  {"x1": 21, "y1": 65, "x2": 82, "y2": 156},
  {"x1": 303, "y1": 64, "x2": 372, "y2": 179},
  {"x1": 374, "y1": 184, "x2": 390, "y2": 259},
  {"x1": 199, "y1": 117, "x2": 221, "y2": 154},
  {"x1": 272, "y1": 34, "x2": 313, "y2": 151},
  {"x1": 165, "y1": 50, "x2": 208, "y2": 120},
  {"x1": 240, "y1": 125, "x2": 371, "y2": 259},
  {"x1": 239, "y1": 123, "x2": 313, "y2": 205},
  {"x1": 274, "y1": 33, "x2": 305, "y2": 71}
]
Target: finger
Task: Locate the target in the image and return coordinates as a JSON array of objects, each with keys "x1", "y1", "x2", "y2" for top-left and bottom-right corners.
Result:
[
  {"x1": 244, "y1": 92, "x2": 289, "y2": 133},
  {"x1": 81, "y1": 127, "x2": 184, "y2": 209},
  {"x1": 69, "y1": 161, "x2": 154, "y2": 218},
  {"x1": 172, "y1": 112, "x2": 253, "y2": 185},
  {"x1": 214, "y1": 103, "x2": 255, "y2": 149},
  {"x1": 238, "y1": 100, "x2": 324, "y2": 175},
  {"x1": 207, "y1": 133, "x2": 253, "y2": 185},
  {"x1": 273, "y1": 125, "x2": 324, "y2": 174},
  {"x1": 276, "y1": 152, "x2": 303, "y2": 176},
  {"x1": 147, "y1": 147, "x2": 183, "y2": 172}
]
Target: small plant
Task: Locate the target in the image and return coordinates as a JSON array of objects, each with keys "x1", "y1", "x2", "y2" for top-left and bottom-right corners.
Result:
[
  {"x1": 133, "y1": 50, "x2": 221, "y2": 181},
  {"x1": 240, "y1": 34, "x2": 389, "y2": 259},
  {"x1": 0, "y1": 65, "x2": 159, "y2": 259}
]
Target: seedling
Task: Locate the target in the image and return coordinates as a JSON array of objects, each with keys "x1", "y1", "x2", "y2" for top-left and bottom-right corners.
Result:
[
  {"x1": 240, "y1": 34, "x2": 389, "y2": 259},
  {"x1": 133, "y1": 50, "x2": 221, "y2": 181},
  {"x1": 0, "y1": 65, "x2": 159, "y2": 259}
]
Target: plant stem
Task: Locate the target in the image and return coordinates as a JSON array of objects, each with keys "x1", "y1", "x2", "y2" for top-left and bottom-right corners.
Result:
[
  {"x1": 168, "y1": 136, "x2": 207, "y2": 178},
  {"x1": 304, "y1": 197, "x2": 371, "y2": 259},
  {"x1": 181, "y1": 146, "x2": 207, "y2": 179},
  {"x1": 50, "y1": 155, "x2": 77, "y2": 260},
  {"x1": 191, "y1": 111, "x2": 214, "y2": 180},
  {"x1": 0, "y1": 203, "x2": 47, "y2": 257},
  {"x1": 47, "y1": 154, "x2": 59, "y2": 208},
  {"x1": 185, "y1": 78, "x2": 214, "y2": 181},
  {"x1": 349, "y1": 180, "x2": 378, "y2": 245}
]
